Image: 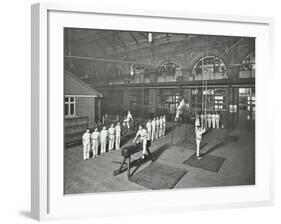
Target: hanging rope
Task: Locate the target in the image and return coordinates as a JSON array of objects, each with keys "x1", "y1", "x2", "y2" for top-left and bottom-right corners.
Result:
[{"x1": 195, "y1": 78, "x2": 198, "y2": 114}]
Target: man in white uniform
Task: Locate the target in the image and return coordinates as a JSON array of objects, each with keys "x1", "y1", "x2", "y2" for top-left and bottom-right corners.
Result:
[
  {"x1": 124, "y1": 111, "x2": 133, "y2": 129},
  {"x1": 146, "y1": 119, "x2": 152, "y2": 141},
  {"x1": 82, "y1": 128, "x2": 91, "y2": 160},
  {"x1": 159, "y1": 116, "x2": 163, "y2": 138},
  {"x1": 155, "y1": 117, "x2": 160, "y2": 139},
  {"x1": 91, "y1": 128, "x2": 100, "y2": 158},
  {"x1": 175, "y1": 99, "x2": 185, "y2": 124},
  {"x1": 162, "y1": 115, "x2": 166, "y2": 137},
  {"x1": 108, "y1": 123, "x2": 115, "y2": 151},
  {"x1": 215, "y1": 112, "x2": 220, "y2": 129},
  {"x1": 133, "y1": 125, "x2": 148, "y2": 159},
  {"x1": 195, "y1": 125, "x2": 206, "y2": 159},
  {"x1": 151, "y1": 117, "x2": 156, "y2": 141},
  {"x1": 195, "y1": 114, "x2": 200, "y2": 127},
  {"x1": 212, "y1": 113, "x2": 216, "y2": 128},
  {"x1": 115, "y1": 122, "x2": 121, "y2": 150},
  {"x1": 100, "y1": 126, "x2": 108, "y2": 154},
  {"x1": 200, "y1": 113, "x2": 204, "y2": 128}
]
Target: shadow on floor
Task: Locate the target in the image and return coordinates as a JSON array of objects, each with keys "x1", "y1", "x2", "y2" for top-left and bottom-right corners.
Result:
[
  {"x1": 129, "y1": 144, "x2": 171, "y2": 176},
  {"x1": 201, "y1": 140, "x2": 228, "y2": 156},
  {"x1": 112, "y1": 143, "x2": 171, "y2": 177}
]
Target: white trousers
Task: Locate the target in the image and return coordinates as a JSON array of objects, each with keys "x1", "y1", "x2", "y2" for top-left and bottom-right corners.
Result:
[
  {"x1": 92, "y1": 140, "x2": 99, "y2": 157},
  {"x1": 216, "y1": 119, "x2": 220, "y2": 128},
  {"x1": 151, "y1": 128, "x2": 156, "y2": 141},
  {"x1": 141, "y1": 139, "x2": 147, "y2": 155},
  {"x1": 196, "y1": 139, "x2": 201, "y2": 157},
  {"x1": 100, "y1": 140, "x2": 107, "y2": 154},
  {"x1": 115, "y1": 134, "x2": 121, "y2": 150},
  {"x1": 212, "y1": 118, "x2": 216, "y2": 128},
  {"x1": 147, "y1": 129, "x2": 152, "y2": 141},
  {"x1": 83, "y1": 143, "x2": 90, "y2": 160},
  {"x1": 155, "y1": 127, "x2": 159, "y2": 139},
  {"x1": 109, "y1": 135, "x2": 115, "y2": 151},
  {"x1": 207, "y1": 119, "x2": 212, "y2": 128}
]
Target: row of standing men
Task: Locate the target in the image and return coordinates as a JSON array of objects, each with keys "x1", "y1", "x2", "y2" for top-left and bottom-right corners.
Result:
[
  {"x1": 81, "y1": 115, "x2": 167, "y2": 161},
  {"x1": 145, "y1": 115, "x2": 167, "y2": 141},
  {"x1": 82, "y1": 123, "x2": 122, "y2": 160},
  {"x1": 199, "y1": 112, "x2": 221, "y2": 129}
]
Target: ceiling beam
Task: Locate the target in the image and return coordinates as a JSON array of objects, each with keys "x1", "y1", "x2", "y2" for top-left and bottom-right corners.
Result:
[
  {"x1": 139, "y1": 32, "x2": 148, "y2": 40},
  {"x1": 101, "y1": 38, "x2": 116, "y2": 50},
  {"x1": 129, "y1": 32, "x2": 139, "y2": 45},
  {"x1": 115, "y1": 34, "x2": 126, "y2": 48},
  {"x1": 70, "y1": 30, "x2": 118, "y2": 42}
]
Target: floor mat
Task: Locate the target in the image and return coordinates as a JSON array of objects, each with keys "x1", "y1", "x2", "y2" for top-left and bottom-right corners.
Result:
[
  {"x1": 183, "y1": 153, "x2": 226, "y2": 172},
  {"x1": 129, "y1": 162, "x2": 187, "y2": 190}
]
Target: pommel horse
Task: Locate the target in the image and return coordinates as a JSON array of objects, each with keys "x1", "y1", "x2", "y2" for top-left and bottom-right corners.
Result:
[{"x1": 113, "y1": 142, "x2": 154, "y2": 178}]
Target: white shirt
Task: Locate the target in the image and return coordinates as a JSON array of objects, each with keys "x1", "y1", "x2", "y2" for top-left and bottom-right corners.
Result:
[
  {"x1": 156, "y1": 119, "x2": 160, "y2": 127},
  {"x1": 108, "y1": 127, "x2": 115, "y2": 135},
  {"x1": 215, "y1": 114, "x2": 220, "y2": 120},
  {"x1": 82, "y1": 132, "x2": 91, "y2": 144},
  {"x1": 91, "y1": 131, "x2": 100, "y2": 141},
  {"x1": 146, "y1": 121, "x2": 152, "y2": 131},
  {"x1": 136, "y1": 129, "x2": 147, "y2": 140},
  {"x1": 177, "y1": 99, "x2": 185, "y2": 110},
  {"x1": 100, "y1": 130, "x2": 108, "y2": 141},
  {"x1": 159, "y1": 118, "x2": 163, "y2": 128},
  {"x1": 127, "y1": 112, "x2": 133, "y2": 121},
  {"x1": 115, "y1": 125, "x2": 121, "y2": 136},
  {"x1": 151, "y1": 120, "x2": 156, "y2": 129}
]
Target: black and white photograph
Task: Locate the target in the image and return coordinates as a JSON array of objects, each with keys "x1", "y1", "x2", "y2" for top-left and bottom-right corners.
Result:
[{"x1": 63, "y1": 28, "x2": 255, "y2": 194}]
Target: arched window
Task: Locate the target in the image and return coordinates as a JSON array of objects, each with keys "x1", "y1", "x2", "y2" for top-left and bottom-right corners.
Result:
[
  {"x1": 239, "y1": 52, "x2": 255, "y2": 78},
  {"x1": 191, "y1": 56, "x2": 226, "y2": 80},
  {"x1": 240, "y1": 52, "x2": 255, "y2": 71},
  {"x1": 158, "y1": 61, "x2": 181, "y2": 82}
]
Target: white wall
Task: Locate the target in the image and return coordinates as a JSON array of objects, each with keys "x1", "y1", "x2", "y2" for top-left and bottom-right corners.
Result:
[{"x1": 0, "y1": 0, "x2": 279, "y2": 223}]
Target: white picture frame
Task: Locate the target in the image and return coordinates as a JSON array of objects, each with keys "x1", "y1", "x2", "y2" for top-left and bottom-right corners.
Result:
[{"x1": 31, "y1": 2, "x2": 274, "y2": 221}]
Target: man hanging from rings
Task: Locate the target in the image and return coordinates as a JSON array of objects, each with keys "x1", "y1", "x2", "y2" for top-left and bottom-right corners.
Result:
[
  {"x1": 124, "y1": 111, "x2": 134, "y2": 130},
  {"x1": 175, "y1": 99, "x2": 185, "y2": 125}
]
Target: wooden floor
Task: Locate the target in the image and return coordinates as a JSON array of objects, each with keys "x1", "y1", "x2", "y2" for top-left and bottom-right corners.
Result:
[{"x1": 64, "y1": 123, "x2": 255, "y2": 194}]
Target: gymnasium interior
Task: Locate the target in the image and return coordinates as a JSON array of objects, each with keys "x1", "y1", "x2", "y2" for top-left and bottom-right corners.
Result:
[{"x1": 64, "y1": 28, "x2": 255, "y2": 194}]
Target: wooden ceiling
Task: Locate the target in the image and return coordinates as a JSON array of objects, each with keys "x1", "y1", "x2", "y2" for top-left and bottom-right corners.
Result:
[{"x1": 65, "y1": 28, "x2": 196, "y2": 57}]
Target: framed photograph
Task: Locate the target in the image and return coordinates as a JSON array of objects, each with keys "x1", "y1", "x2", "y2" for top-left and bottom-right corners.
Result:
[{"x1": 31, "y1": 2, "x2": 274, "y2": 221}]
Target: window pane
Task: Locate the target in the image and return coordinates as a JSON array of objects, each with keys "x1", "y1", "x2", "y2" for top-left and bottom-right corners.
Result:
[
  {"x1": 65, "y1": 97, "x2": 69, "y2": 102},
  {"x1": 70, "y1": 104, "x2": 75, "y2": 115},
  {"x1": 65, "y1": 104, "x2": 69, "y2": 116},
  {"x1": 70, "y1": 97, "x2": 74, "y2": 102}
]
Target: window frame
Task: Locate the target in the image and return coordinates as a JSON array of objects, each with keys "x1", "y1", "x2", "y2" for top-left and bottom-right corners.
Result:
[{"x1": 64, "y1": 96, "x2": 76, "y2": 118}]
